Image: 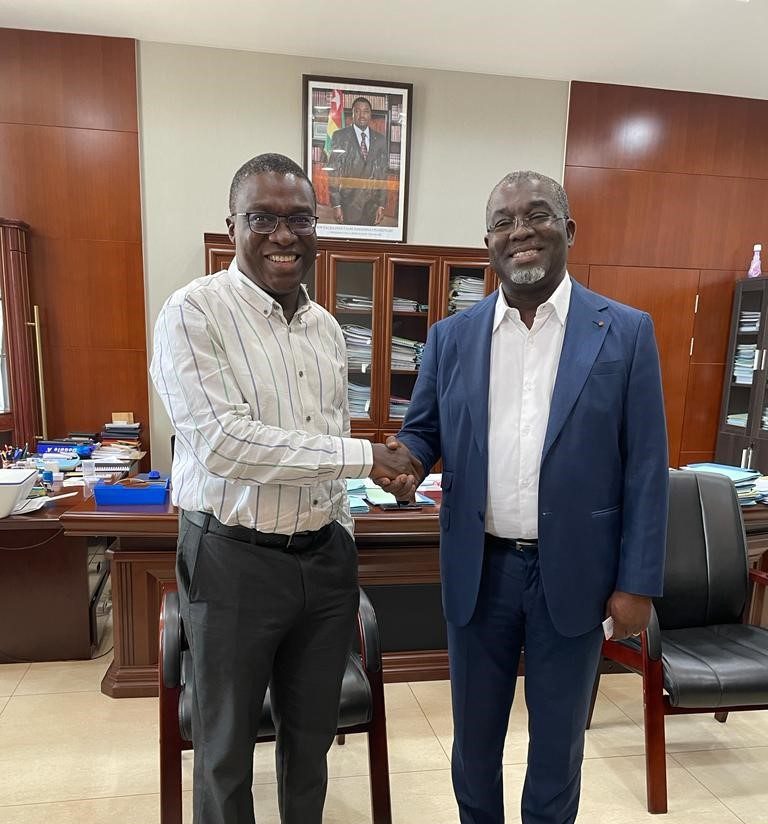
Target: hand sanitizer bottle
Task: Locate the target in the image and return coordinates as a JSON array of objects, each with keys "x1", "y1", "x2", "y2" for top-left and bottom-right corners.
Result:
[{"x1": 747, "y1": 244, "x2": 762, "y2": 278}]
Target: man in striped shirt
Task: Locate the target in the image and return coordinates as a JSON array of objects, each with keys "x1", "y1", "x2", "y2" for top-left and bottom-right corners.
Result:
[{"x1": 150, "y1": 153, "x2": 417, "y2": 824}]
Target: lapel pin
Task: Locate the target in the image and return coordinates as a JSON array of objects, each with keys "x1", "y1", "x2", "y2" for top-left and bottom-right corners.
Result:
[{"x1": 593, "y1": 320, "x2": 605, "y2": 327}]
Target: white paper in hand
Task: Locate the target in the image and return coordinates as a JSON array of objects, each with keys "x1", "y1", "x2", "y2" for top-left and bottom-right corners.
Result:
[{"x1": 602, "y1": 616, "x2": 614, "y2": 640}]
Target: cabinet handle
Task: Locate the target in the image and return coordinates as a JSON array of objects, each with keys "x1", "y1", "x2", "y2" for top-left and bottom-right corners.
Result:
[
  {"x1": 26, "y1": 304, "x2": 48, "y2": 440},
  {"x1": 748, "y1": 446, "x2": 754, "y2": 469},
  {"x1": 762, "y1": 349, "x2": 766, "y2": 371},
  {"x1": 741, "y1": 448, "x2": 748, "y2": 468},
  {"x1": 754, "y1": 350, "x2": 761, "y2": 370}
]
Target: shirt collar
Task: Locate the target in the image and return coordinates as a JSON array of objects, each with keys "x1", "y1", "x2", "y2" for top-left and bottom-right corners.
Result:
[
  {"x1": 493, "y1": 272, "x2": 572, "y2": 333},
  {"x1": 353, "y1": 124, "x2": 370, "y2": 141},
  {"x1": 227, "y1": 258, "x2": 311, "y2": 318}
]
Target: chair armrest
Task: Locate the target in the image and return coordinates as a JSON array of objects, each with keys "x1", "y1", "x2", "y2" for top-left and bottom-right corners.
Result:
[
  {"x1": 160, "y1": 590, "x2": 183, "y2": 689},
  {"x1": 749, "y1": 569, "x2": 768, "y2": 589},
  {"x1": 644, "y1": 604, "x2": 662, "y2": 661},
  {"x1": 356, "y1": 587, "x2": 382, "y2": 674}
]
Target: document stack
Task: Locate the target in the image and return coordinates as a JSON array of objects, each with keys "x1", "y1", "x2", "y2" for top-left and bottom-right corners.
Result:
[
  {"x1": 726, "y1": 412, "x2": 749, "y2": 427},
  {"x1": 341, "y1": 324, "x2": 373, "y2": 373},
  {"x1": 739, "y1": 310, "x2": 761, "y2": 332},
  {"x1": 347, "y1": 381, "x2": 371, "y2": 418},
  {"x1": 681, "y1": 463, "x2": 761, "y2": 506},
  {"x1": 392, "y1": 295, "x2": 428, "y2": 312},
  {"x1": 336, "y1": 293, "x2": 373, "y2": 311},
  {"x1": 388, "y1": 395, "x2": 411, "y2": 419},
  {"x1": 100, "y1": 421, "x2": 142, "y2": 448},
  {"x1": 391, "y1": 335, "x2": 424, "y2": 372},
  {"x1": 763, "y1": 405, "x2": 768, "y2": 431},
  {"x1": 733, "y1": 343, "x2": 757, "y2": 384},
  {"x1": 448, "y1": 276, "x2": 485, "y2": 313},
  {"x1": 345, "y1": 478, "x2": 370, "y2": 513}
]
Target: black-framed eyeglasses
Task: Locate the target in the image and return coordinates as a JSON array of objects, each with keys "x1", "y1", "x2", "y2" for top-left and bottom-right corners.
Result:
[
  {"x1": 231, "y1": 212, "x2": 319, "y2": 236},
  {"x1": 487, "y1": 213, "x2": 567, "y2": 234}
]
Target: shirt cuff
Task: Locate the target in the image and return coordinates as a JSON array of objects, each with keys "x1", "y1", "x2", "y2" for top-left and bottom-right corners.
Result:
[{"x1": 341, "y1": 436, "x2": 373, "y2": 478}]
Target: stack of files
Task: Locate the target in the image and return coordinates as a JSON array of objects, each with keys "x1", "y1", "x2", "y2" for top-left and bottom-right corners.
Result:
[
  {"x1": 345, "y1": 478, "x2": 370, "y2": 513},
  {"x1": 389, "y1": 395, "x2": 411, "y2": 419},
  {"x1": 361, "y1": 479, "x2": 435, "y2": 507},
  {"x1": 763, "y1": 405, "x2": 768, "y2": 431},
  {"x1": 448, "y1": 276, "x2": 485, "y2": 313},
  {"x1": 391, "y1": 335, "x2": 424, "y2": 371},
  {"x1": 341, "y1": 324, "x2": 372, "y2": 373},
  {"x1": 336, "y1": 293, "x2": 373, "y2": 311},
  {"x1": 101, "y1": 421, "x2": 142, "y2": 447},
  {"x1": 754, "y1": 476, "x2": 768, "y2": 504},
  {"x1": 727, "y1": 412, "x2": 749, "y2": 427},
  {"x1": 392, "y1": 295, "x2": 428, "y2": 312},
  {"x1": 733, "y1": 344, "x2": 757, "y2": 384},
  {"x1": 347, "y1": 381, "x2": 371, "y2": 418},
  {"x1": 681, "y1": 463, "x2": 760, "y2": 506},
  {"x1": 739, "y1": 310, "x2": 761, "y2": 333}
]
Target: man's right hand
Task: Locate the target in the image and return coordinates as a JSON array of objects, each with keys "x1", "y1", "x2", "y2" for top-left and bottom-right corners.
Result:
[
  {"x1": 333, "y1": 206, "x2": 344, "y2": 224},
  {"x1": 371, "y1": 437, "x2": 423, "y2": 499}
]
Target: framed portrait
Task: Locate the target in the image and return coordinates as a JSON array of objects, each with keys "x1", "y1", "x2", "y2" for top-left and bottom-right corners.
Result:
[{"x1": 302, "y1": 75, "x2": 413, "y2": 242}]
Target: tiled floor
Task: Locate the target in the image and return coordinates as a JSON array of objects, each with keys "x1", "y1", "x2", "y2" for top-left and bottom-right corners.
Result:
[{"x1": 1, "y1": 639, "x2": 767, "y2": 824}]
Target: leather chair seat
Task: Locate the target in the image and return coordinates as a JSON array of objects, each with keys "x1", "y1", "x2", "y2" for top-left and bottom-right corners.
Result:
[
  {"x1": 660, "y1": 625, "x2": 768, "y2": 708},
  {"x1": 179, "y1": 649, "x2": 372, "y2": 743}
]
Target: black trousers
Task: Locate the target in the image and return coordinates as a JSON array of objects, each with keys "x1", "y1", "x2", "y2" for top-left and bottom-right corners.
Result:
[{"x1": 176, "y1": 511, "x2": 359, "y2": 824}]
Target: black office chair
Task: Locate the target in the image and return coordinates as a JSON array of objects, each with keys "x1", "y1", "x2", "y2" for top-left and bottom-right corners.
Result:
[
  {"x1": 158, "y1": 583, "x2": 392, "y2": 824},
  {"x1": 588, "y1": 469, "x2": 768, "y2": 813}
]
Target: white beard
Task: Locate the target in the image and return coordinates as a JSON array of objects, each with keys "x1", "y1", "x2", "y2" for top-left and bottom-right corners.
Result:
[{"x1": 509, "y1": 265, "x2": 546, "y2": 285}]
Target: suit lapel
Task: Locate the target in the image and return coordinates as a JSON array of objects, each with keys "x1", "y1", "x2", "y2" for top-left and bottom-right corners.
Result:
[
  {"x1": 542, "y1": 282, "x2": 610, "y2": 461},
  {"x1": 456, "y1": 296, "x2": 495, "y2": 458}
]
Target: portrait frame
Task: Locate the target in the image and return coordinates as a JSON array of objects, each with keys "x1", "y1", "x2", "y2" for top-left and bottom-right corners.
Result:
[{"x1": 302, "y1": 74, "x2": 413, "y2": 242}]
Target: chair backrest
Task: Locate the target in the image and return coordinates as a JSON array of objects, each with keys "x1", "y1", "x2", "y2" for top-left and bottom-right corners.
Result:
[{"x1": 655, "y1": 470, "x2": 749, "y2": 630}]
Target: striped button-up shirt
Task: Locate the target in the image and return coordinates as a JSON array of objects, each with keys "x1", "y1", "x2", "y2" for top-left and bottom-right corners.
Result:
[{"x1": 150, "y1": 260, "x2": 373, "y2": 536}]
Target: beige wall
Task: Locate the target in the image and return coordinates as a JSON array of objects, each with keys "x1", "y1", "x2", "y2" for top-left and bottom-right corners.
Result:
[{"x1": 138, "y1": 41, "x2": 569, "y2": 469}]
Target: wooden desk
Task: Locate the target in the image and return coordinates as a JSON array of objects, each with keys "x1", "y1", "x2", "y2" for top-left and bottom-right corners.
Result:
[
  {"x1": 0, "y1": 490, "x2": 105, "y2": 663},
  {"x1": 61, "y1": 499, "x2": 444, "y2": 698},
  {"x1": 741, "y1": 505, "x2": 768, "y2": 625}
]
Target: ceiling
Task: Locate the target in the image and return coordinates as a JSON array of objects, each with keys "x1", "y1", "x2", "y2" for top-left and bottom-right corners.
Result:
[{"x1": 1, "y1": 0, "x2": 767, "y2": 100}]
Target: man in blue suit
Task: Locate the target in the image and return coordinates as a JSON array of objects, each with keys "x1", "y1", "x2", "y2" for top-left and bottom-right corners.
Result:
[{"x1": 384, "y1": 171, "x2": 668, "y2": 823}]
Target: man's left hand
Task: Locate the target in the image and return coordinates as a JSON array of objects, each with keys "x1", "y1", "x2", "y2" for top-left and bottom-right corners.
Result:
[
  {"x1": 374, "y1": 206, "x2": 385, "y2": 225},
  {"x1": 605, "y1": 590, "x2": 652, "y2": 640}
]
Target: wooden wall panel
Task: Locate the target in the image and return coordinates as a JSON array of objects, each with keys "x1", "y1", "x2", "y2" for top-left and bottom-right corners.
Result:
[
  {"x1": 693, "y1": 270, "x2": 740, "y2": 364},
  {"x1": 0, "y1": 29, "x2": 137, "y2": 131},
  {"x1": 681, "y1": 364, "x2": 726, "y2": 456},
  {"x1": 566, "y1": 82, "x2": 768, "y2": 469},
  {"x1": 0, "y1": 29, "x2": 147, "y2": 448},
  {"x1": 565, "y1": 166, "x2": 768, "y2": 271},
  {"x1": 0, "y1": 124, "x2": 142, "y2": 242},
  {"x1": 588, "y1": 266, "x2": 699, "y2": 465},
  {"x1": 32, "y1": 239, "x2": 146, "y2": 350},
  {"x1": 567, "y1": 262, "x2": 589, "y2": 286},
  {"x1": 566, "y1": 82, "x2": 768, "y2": 179},
  {"x1": 44, "y1": 348, "x2": 149, "y2": 438}
]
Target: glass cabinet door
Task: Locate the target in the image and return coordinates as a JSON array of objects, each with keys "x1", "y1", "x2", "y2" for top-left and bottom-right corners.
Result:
[
  {"x1": 440, "y1": 259, "x2": 493, "y2": 318},
  {"x1": 722, "y1": 280, "x2": 768, "y2": 437},
  {"x1": 328, "y1": 253, "x2": 381, "y2": 429},
  {"x1": 382, "y1": 256, "x2": 438, "y2": 427}
]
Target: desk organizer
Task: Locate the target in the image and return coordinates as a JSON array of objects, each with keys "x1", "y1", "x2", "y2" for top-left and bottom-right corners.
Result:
[{"x1": 93, "y1": 478, "x2": 170, "y2": 505}]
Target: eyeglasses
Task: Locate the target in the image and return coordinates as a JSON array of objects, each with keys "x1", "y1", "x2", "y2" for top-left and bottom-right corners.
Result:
[
  {"x1": 231, "y1": 212, "x2": 318, "y2": 236},
  {"x1": 487, "y1": 213, "x2": 566, "y2": 234}
]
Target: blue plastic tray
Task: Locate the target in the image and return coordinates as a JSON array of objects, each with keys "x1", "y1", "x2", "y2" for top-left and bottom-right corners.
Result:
[{"x1": 93, "y1": 478, "x2": 169, "y2": 505}]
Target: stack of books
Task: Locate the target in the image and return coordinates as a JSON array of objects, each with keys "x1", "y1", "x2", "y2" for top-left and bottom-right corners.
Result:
[
  {"x1": 341, "y1": 324, "x2": 373, "y2": 373},
  {"x1": 100, "y1": 421, "x2": 142, "y2": 449},
  {"x1": 391, "y1": 335, "x2": 424, "y2": 371},
  {"x1": 448, "y1": 276, "x2": 485, "y2": 314},
  {"x1": 733, "y1": 343, "x2": 757, "y2": 385}
]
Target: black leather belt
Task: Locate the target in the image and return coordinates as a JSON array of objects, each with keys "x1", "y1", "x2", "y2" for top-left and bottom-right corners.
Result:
[
  {"x1": 181, "y1": 510, "x2": 334, "y2": 552},
  {"x1": 485, "y1": 533, "x2": 539, "y2": 552}
]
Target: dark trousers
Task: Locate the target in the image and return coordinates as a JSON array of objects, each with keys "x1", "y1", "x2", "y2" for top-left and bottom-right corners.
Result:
[
  {"x1": 176, "y1": 512, "x2": 359, "y2": 824},
  {"x1": 448, "y1": 540, "x2": 604, "y2": 824}
]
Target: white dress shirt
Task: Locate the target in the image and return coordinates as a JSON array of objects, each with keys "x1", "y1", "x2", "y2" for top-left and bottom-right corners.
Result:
[
  {"x1": 485, "y1": 274, "x2": 572, "y2": 539},
  {"x1": 150, "y1": 260, "x2": 373, "y2": 536}
]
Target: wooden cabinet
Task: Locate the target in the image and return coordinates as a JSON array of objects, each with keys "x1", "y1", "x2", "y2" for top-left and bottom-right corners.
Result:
[
  {"x1": 204, "y1": 234, "x2": 490, "y2": 442},
  {"x1": 0, "y1": 218, "x2": 44, "y2": 448},
  {"x1": 715, "y1": 278, "x2": 768, "y2": 471}
]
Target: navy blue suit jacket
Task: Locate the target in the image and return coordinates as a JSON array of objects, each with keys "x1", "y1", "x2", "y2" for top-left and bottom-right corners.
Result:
[{"x1": 398, "y1": 279, "x2": 669, "y2": 636}]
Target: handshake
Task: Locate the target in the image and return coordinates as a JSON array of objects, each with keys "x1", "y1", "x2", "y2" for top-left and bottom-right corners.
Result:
[{"x1": 370, "y1": 437, "x2": 424, "y2": 500}]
